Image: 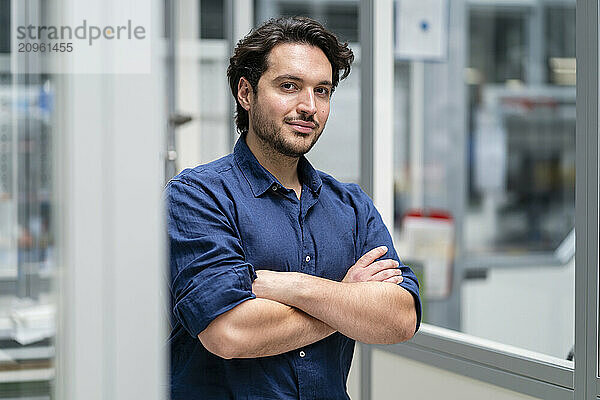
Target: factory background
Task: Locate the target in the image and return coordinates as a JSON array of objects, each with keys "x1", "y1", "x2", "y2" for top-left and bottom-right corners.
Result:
[{"x1": 0, "y1": 0, "x2": 598, "y2": 399}]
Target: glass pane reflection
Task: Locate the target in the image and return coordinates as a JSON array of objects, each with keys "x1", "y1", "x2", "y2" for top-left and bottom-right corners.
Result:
[
  {"x1": 0, "y1": 77, "x2": 56, "y2": 399},
  {"x1": 392, "y1": 1, "x2": 575, "y2": 360},
  {"x1": 0, "y1": 3, "x2": 56, "y2": 398},
  {"x1": 466, "y1": 6, "x2": 575, "y2": 254}
]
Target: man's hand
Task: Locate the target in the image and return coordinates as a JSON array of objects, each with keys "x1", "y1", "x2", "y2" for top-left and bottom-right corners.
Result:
[
  {"x1": 342, "y1": 246, "x2": 403, "y2": 284},
  {"x1": 252, "y1": 246, "x2": 403, "y2": 299},
  {"x1": 252, "y1": 270, "x2": 292, "y2": 300}
]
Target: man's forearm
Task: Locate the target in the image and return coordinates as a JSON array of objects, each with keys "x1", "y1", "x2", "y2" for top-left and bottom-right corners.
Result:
[
  {"x1": 253, "y1": 272, "x2": 417, "y2": 344},
  {"x1": 198, "y1": 297, "x2": 335, "y2": 359}
]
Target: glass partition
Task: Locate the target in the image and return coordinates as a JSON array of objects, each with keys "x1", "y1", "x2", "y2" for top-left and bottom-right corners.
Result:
[
  {"x1": 465, "y1": 4, "x2": 575, "y2": 255},
  {"x1": 392, "y1": 0, "x2": 575, "y2": 361},
  {"x1": 0, "y1": 3, "x2": 56, "y2": 398}
]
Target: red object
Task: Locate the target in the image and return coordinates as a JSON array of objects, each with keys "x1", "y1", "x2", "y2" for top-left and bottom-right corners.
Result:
[{"x1": 403, "y1": 209, "x2": 453, "y2": 221}]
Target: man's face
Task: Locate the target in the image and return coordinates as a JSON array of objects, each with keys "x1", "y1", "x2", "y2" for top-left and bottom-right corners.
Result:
[{"x1": 248, "y1": 43, "x2": 333, "y2": 158}]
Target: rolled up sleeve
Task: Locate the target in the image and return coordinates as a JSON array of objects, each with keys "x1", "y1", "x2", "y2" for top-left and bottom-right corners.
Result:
[{"x1": 166, "y1": 178, "x2": 257, "y2": 337}]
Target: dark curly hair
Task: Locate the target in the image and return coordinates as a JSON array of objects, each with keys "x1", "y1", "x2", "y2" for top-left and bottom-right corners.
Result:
[{"x1": 227, "y1": 16, "x2": 354, "y2": 134}]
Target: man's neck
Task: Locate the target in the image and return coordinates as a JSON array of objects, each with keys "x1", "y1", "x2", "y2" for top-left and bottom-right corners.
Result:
[{"x1": 245, "y1": 131, "x2": 302, "y2": 193}]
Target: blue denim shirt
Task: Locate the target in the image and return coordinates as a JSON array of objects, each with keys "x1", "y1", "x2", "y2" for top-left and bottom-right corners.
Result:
[{"x1": 166, "y1": 136, "x2": 421, "y2": 400}]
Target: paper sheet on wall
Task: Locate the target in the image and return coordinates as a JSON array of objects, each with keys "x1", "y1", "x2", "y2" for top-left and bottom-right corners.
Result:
[
  {"x1": 396, "y1": 0, "x2": 449, "y2": 61},
  {"x1": 401, "y1": 215, "x2": 454, "y2": 299}
]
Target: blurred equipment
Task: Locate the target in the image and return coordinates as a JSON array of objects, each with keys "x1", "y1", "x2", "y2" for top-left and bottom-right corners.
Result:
[{"x1": 473, "y1": 86, "x2": 575, "y2": 253}]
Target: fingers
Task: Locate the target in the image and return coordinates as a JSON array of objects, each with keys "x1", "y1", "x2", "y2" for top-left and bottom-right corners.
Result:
[
  {"x1": 383, "y1": 275, "x2": 404, "y2": 284},
  {"x1": 366, "y1": 258, "x2": 400, "y2": 275},
  {"x1": 369, "y1": 267, "x2": 403, "y2": 282},
  {"x1": 354, "y1": 246, "x2": 388, "y2": 268}
]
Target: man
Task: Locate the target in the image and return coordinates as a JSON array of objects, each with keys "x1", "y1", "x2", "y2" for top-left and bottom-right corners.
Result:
[{"x1": 166, "y1": 16, "x2": 421, "y2": 400}]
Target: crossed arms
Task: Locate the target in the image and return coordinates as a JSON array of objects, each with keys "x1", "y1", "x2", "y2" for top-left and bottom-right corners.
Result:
[
  {"x1": 198, "y1": 246, "x2": 418, "y2": 359},
  {"x1": 167, "y1": 179, "x2": 419, "y2": 360}
]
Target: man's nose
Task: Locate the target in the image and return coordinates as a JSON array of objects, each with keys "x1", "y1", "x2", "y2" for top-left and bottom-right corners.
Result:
[{"x1": 297, "y1": 89, "x2": 317, "y2": 116}]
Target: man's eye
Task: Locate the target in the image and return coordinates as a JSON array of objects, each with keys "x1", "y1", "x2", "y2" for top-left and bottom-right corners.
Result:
[
  {"x1": 315, "y1": 87, "x2": 330, "y2": 96},
  {"x1": 281, "y1": 83, "x2": 297, "y2": 90}
]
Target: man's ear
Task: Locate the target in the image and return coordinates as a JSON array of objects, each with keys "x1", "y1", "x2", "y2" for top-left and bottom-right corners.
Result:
[{"x1": 237, "y1": 77, "x2": 253, "y2": 111}]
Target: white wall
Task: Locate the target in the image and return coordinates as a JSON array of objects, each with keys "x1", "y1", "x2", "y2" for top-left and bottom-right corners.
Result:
[{"x1": 462, "y1": 259, "x2": 575, "y2": 359}]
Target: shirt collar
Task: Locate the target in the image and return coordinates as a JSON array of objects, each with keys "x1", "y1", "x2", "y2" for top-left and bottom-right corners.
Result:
[
  {"x1": 233, "y1": 136, "x2": 322, "y2": 197},
  {"x1": 298, "y1": 154, "x2": 323, "y2": 195}
]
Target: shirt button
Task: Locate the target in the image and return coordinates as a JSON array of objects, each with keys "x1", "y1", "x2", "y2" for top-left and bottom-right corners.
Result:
[
  {"x1": 299, "y1": 351, "x2": 306, "y2": 358},
  {"x1": 271, "y1": 184, "x2": 278, "y2": 191},
  {"x1": 305, "y1": 255, "x2": 311, "y2": 262}
]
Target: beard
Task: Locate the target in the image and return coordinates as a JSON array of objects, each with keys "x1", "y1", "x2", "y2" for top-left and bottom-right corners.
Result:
[{"x1": 250, "y1": 98, "x2": 325, "y2": 158}]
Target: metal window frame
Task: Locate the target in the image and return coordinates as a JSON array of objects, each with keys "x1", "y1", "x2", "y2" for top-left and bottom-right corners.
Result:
[
  {"x1": 359, "y1": 0, "x2": 374, "y2": 200},
  {"x1": 165, "y1": 0, "x2": 177, "y2": 181},
  {"x1": 377, "y1": 325, "x2": 574, "y2": 399},
  {"x1": 358, "y1": 0, "x2": 375, "y2": 395},
  {"x1": 575, "y1": 1, "x2": 600, "y2": 399}
]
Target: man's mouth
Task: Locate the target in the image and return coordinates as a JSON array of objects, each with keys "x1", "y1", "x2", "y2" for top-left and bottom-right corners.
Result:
[{"x1": 285, "y1": 120, "x2": 317, "y2": 134}]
